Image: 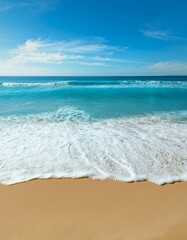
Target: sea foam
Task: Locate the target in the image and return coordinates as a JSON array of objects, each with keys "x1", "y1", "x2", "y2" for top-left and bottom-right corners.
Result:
[
  {"x1": 0, "y1": 109, "x2": 186, "y2": 185},
  {"x1": 0, "y1": 81, "x2": 69, "y2": 87},
  {"x1": 1, "y1": 80, "x2": 187, "y2": 88}
]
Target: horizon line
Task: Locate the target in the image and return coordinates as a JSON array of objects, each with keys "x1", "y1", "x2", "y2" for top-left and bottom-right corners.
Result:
[{"x1": 0, "y1": 75, "x2": 187, "y2": 77}]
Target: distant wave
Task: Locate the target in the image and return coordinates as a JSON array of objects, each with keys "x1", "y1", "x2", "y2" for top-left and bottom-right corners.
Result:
[
  {"x1": 0, "y1": 81, "x2": 70, "y2": 87},
  {"x1": 1, "y1": 80, "x2": 187, "y2": 88},
  {"x1": 0, "y1": 108, "x2": 186, "y2": 185}
]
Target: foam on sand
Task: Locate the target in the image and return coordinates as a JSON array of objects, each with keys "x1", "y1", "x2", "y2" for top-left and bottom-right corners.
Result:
[{"x1": 0, "y1": 109, "x2": 186, "y2": 185}]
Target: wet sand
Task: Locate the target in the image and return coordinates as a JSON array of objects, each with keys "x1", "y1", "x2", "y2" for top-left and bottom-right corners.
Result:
[{"x1": 0, "y1": 179, "x2": 187, "y2": 240}]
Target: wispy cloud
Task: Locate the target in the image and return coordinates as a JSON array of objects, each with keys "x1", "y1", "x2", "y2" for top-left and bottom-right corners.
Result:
[
  {"x1": 43, "y1": 39, "x2": 124, "y2": 54},
  {"x1": 9, "y1": 39, "x2": 84, "y2": 65},
  {"x1": 0, "y1": 0, "x2": 60, "y2": 12},
  {"x1": 75, "y1": 61, "x2": 107, "y2": 66},
  {"x1": 0, "y1": 38, "x2": 129, "y2": 69},
  {"x1": 148, "y1": 61, "x2": 187, "y2": 74},
  {"x1": 1, "y1": 39, "x2": 187, "y2": 76},
  {"x1": 92, "y1": 56, "x2": 144, "y2": 64},
  {"x1": 140, "y1": 29, "x2": 179, "y2": 41}
]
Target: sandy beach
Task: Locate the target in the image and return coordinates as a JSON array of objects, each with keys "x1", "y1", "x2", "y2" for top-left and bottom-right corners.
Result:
[{"x1": 0, "y1": 179, "x2": 187, "y2": 240}]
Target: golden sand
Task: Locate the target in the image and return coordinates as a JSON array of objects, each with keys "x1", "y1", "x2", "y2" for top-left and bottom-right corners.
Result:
[{"x1": 0, "y1": 179, "x2": 187, "y2": 240}]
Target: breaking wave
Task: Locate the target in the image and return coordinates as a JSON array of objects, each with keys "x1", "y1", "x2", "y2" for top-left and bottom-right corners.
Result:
[
  {"x1": 0, "y1": 81, "x2": 69, "y2": 87},
  {"x1": 1, "y1": 80, "x2": 187, "y2": 88},
  {"x1": 0, "y1": 108, "x2": 186, "y2": 185}
]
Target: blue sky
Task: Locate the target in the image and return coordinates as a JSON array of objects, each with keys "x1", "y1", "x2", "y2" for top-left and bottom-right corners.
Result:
[{"x1": 0, "y1": 0, "x2": 187, "y2": 76}]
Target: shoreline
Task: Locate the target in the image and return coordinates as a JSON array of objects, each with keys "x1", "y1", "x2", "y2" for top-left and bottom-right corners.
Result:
[
  {"x1": 0, "y1": 179, "x2": 187, "y2": 240},
  {"x1": 0, "y1": 177, "x2": 186, "y2": 186}
]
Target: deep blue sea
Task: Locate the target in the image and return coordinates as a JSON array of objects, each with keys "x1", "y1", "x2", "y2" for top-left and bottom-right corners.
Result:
[{"x1": 0, "y1": 76, "x2": 187, "y2": 185}]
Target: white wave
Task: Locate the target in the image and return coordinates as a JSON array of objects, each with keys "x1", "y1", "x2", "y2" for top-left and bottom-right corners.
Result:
[
  {"x1": 121, "y1": 80, "x2": 187, "y2": 88},
  {"x1": 1, "y1": 80, "x2": 187, "y2": 88},
  {"x1": 0, "y1": 107, "x2": 91, "y2": 123},
  {"x1": 0, "y1": 81, "x2": 69, "y2": 87},
  {"x1": 0, "y1": 110, "x2": 186, "y2": 185}
]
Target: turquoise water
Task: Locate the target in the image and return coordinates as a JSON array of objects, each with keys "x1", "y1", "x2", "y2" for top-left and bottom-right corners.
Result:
[
  {"x1": 1, "y1": 76, "x2": 187, "y2": 119},
  {"x1": 0, "y1": 76, "x2": 187, "y2": 185}
]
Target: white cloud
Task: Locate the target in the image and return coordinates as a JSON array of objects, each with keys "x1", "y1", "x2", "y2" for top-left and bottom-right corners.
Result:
[
  {"x1": 76, "y1": 61, "x2": 107, "y2": 66},
  {"x1": 92, "y1": 56, "x2": 144, "y2": 64},
  {"x1": 148, "y1": 61, "x2": 187, "y2": 74},
  {"x1": 1, "y1": 39, "x2": 187, "y2": 76},
  {"x1": 104, "y1": 61, "x2": 187, "y2": 76},
  {"x1": 7, "y1": 40, "x2": 84, "y2": 65},
  {"x1": 42, "y1": 39, "x2": 123, "y2": 53},
  {"x1": 92, "y1": 56, "x2": 113, "y2": 61},
  {"x1": 0, "y1": 38, "x2": 130, "y2": 75},
  {"x1": 18, "y1": 39, "x2": 42, "y2": 52},
  {"x1": 0, "y1": 38, "x2": 129, "y2": 75},
  {"x1": 140, "y1": 29, "x2": 178, "y2": 40},
  {"x1": 2, "y1": 39, "x2": 127, "y2": 66}
]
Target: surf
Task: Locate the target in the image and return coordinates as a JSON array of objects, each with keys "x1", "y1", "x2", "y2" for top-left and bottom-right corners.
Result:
[{"x1": 0, "y1": 109, "x2": 187, "y2": 185}]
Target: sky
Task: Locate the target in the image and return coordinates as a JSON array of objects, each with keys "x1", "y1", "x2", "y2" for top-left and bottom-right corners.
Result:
[{"x1": 0, "y1": 0, "x2": 187, "y2": 76}]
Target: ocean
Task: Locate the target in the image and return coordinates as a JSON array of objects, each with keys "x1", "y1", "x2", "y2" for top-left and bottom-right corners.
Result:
[{"x1": 0, "y1": 76, "x2": 187, "y2": 185}]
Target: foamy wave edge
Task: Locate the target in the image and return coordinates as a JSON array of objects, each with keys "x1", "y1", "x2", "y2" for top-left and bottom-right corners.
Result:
[
  {"x1": 0, "y1": 109, "x2": 187, "y2": 185},
  {"x1": 0, "y1": 81, "x2": 70, "y2": 87},
  {"x1": 1, "y1": 80, "x2": 187, "y2": 88}
]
